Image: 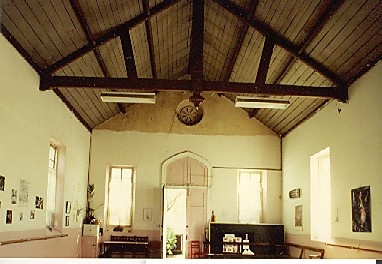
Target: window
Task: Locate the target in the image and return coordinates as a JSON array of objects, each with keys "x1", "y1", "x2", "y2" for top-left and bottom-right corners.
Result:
[
  {"x1": 238, "y1": 170, "x2": 263, "y2": 223},
  {"x1": 310, "y1": 147, "x2": 331, "y2": 242},
  {"x1": 46, "y1": 144, "x2": 58, "y2": 227},
  {"x1": 106, "y1": 166, "x2": 135, "y2": 226}
]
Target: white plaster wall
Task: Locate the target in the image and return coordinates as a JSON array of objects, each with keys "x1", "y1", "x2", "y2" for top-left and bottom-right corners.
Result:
[
  {"x1": 0, "y1": 35, "x2": 90, "y2": 257},
  {"x1": 282, "y1": 62, "x2": 382, "y2": 258},
  {"x1": 90, "y1": 94, "x2": 282, "y2": 239}
]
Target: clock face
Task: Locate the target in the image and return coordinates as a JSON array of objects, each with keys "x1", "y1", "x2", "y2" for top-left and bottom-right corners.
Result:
[{"x1": 177, "y1": 105, "x2": 203, "y2": 126}]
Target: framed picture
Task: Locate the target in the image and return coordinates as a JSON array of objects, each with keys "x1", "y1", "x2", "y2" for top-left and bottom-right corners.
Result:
[
  {"x1": 0, "y1": 175, "x2": 5, "y2": 191},
  {"x1": 143, "y1": 208, "x2": 152, "y2": 221},
  {"x1": 30, "y1": 210, "x2": 35, "y2": 219},
  {"x1": 6, "y1": 210, "x2": 12, "y2": 224},
  {"x1": 35, "y1": 196, "x2": 43, "y2": 209},
  {"x1": 295, "y1": 205, "x2": 303, "y2": 231},
  {"x1": 65, "y1": 216, "x2": 70, "y2": 226},
  {"x1": 351, "y1": 186, "x2": 371, "y2": 232},
  {"x1": 11, "y1": 189, "x2": 17, "y2": 204},
  {"x1": 65, "y1": 201, "x2": 71, "y2": 214}
]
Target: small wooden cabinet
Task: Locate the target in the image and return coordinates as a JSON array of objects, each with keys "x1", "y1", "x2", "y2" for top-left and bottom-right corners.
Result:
[{"x1": 81, "y1": 225, "x2": 101, "y2": 258}]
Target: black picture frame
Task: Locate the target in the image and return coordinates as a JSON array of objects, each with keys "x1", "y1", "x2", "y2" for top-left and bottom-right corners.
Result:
[
  {"x1": 351, "y1": 186, "x2": 371, "y2": 232},
  {"x1": 65, "y1": 201, "x2": 71, "y2": 214}
]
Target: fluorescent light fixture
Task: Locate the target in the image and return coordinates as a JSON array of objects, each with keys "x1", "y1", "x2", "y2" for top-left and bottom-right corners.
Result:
[
  {"x1": 100, "y1": 92, "x2": 156, "y2": 104},
  {"x1": 235, "y1": 96, "x2": 290, "y2": 109}
]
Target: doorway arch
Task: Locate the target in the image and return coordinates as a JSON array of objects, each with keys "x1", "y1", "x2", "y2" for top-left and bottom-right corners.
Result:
[{"x1": 161, "y1": 151, "x2": 212, "y2": 259}]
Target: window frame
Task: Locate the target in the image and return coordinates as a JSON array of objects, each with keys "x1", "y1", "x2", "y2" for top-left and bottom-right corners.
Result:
[
  {"x1": 310, "y1": 147, "x2": 331, "y2": 243},
  {"x1": 237, "y1": 170, "x2": 263, "y2": 224},
  {"x1": 105, "y1": 165, "x2": 136, "y2": 227}
]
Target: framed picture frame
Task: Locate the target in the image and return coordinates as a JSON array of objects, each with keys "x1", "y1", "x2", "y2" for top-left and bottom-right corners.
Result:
[
  {"x1": 143, "y1": 208, "x2": 152, "y2": 221},
  {"x1": 351, "y1": 186, "x2": 371, "y2": 232},
  {"x1": 65, "y1": 215, "x2": 70, "y2": 226},
  {"x1": 65, "y1": 201, "x2": 71, "y2": 214}
]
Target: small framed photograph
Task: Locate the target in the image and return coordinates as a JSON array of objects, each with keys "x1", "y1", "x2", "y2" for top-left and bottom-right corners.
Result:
[
  {"x1": 143, "y1": 208, "x2": 152, "y2": 221},
  {"x1": 65, "y1": 201, "x2": 71, "y2": 214},
  {"x1": 35, "y1": 196, "x2": 43, "y2": 209},
  {"x1": 65, "y1": 215, "x2": 70, "y2": 226},
  {"x1": 0, "y1": 175, "x2": 5, "y2": 191},
  {"x1": 6, "y1": 210, "x2": 12, "y2": 224},
  {"x1": 30, "y1": 210, "x2": 35, "y2": 219}
]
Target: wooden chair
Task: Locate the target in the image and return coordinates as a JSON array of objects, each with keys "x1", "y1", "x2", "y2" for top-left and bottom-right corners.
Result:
[{"x1": 190, "y1": 240, "x2": 204, "y2": 258}]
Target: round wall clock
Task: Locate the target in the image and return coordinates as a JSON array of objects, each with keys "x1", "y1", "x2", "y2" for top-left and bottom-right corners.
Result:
[{"x1": 177, "y1": 105, "x2": 203, "y2": 126}]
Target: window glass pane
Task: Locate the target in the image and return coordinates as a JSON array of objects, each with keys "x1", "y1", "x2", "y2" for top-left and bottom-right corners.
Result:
[
  {"x1": 107, "y1": 167, "x2": 134, "y2": 226},
  {"x1": 238, "y1": 171, "x2": 262, "y2": 223}
]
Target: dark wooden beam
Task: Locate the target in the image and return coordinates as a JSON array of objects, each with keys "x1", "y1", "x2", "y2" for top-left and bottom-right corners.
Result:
[
  {"x1": 120, "y1": 30, "x2": 138, "y2": 79},
  {"x1": 255, "y1": 37, "x2": 274, "y2": 85},
  {"x1": 273, "y1": 0, "x2": 347, "y2": 85},
  {"x1": 222, "y1": 0, "x2": 259, "y2": 81},
  {"x1": 189, "y1": 0, "x2": 205, "y2": 92},
  {"x1": 214, "y1": 0, "x2": 348, "y2": 89},
  {"x1": 69, "y1": 0, "x2": 125, "y2": 113},
  {"x1": 143, "y1": 0, "x2": 158, "y2": 79},
  {"x1": 1, "y1": 25, "x2": 43, "y2": 75},
  {"x1": 43, "y1": 0, "x2": 181, "y2": 75},
  {"x1": 40, "y1": 76, "x2": 348, "y2": 101}
]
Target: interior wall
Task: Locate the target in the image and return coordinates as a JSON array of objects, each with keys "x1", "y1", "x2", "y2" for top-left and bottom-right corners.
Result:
[
  {"x1": 89, "y1": 93, "x2": 282, "y2": 241},
  {"x1": 282, "y1": 62, "x2": 382, "y2": 258},
  {"x1": 0, "y1": 35, "x2": 90, "y2": 257}
]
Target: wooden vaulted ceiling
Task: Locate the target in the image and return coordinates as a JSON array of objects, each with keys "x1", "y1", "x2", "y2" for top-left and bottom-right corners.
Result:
[{"x1": 1, "y1": 0, "x2": 381, "y2": 136}]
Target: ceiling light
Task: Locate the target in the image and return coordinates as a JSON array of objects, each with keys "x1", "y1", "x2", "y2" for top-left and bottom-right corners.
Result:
[
  {"x1": 235, "y1": 96, "x2": 290, "y2": 109},
  {"x1": 100, "y1": 92, "x2": 156, "y2": 104}
]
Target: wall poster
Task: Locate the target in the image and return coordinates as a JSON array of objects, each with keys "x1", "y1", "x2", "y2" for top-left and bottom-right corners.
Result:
[
  {"x1": 351, "y1": 186, "x2": 371, "y2": 232},
  {"x1": 19, "y1": 180, "x2": 30, "y2": 206},
  {"x1": 294, "y1": 205, "x2": 303, "y2": 231}
]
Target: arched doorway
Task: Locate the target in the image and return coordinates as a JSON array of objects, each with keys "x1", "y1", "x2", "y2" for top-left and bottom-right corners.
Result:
[{"x1": 161, "y1": 152, "x2": 211, "y2": 259}]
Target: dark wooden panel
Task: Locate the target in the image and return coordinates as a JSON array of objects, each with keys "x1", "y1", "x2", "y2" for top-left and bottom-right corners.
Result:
[
  {"x1": 2, "y1": 2, "x2": 52, "y2": 67},
  {"x1": 151, "y1": 0, "x2": 191, "y2": 79},
  {"x1": 229, "y1": 29, "x2": 264, "y2": 83},
  {"x1": 131, "y1": 23, "x2": 153, "y2": 78},
  {"x1": 98, "y1": 37, "x2": 127, "y2": 78}
]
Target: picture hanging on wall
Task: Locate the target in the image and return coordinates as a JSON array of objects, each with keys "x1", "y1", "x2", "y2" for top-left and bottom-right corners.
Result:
[
  {"x1": 143, "y1": 208, "x2": 152, "y2": 221},
  {"x1": 35, "y1": 196, "x2": 44, "y2": 209},
  {"x1": 65, "y1": 201, "x2": 71, "y2": 214},
  {"x1": 295, "y1": 205, "x2": 303, "y2": 231},
  {"x1": 30, "y1": 210, "x2": 35, "y2": 219},
  {"x1": 0, "y1": 175, "x2": 5, "y2": 191},
  {"x1": 19, "y1": 180, "x2": 30, "y2": 207},
  {"x1": 351, "y1": 186, "x2": 371, "y2": 232},
  {"x1": 6, "y1": 210, "x2": 12, "y2": 224},
  {"x1": 65, "y1": 215, "x2": 70, "y2": 226},
  {"x1": 11, "y1": 189, "x2": 17, "y2": 204}
]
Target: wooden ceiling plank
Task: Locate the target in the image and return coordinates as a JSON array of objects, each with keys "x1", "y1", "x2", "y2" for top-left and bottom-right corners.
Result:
[
  {"x1": 1, "y1": 25, "x2": 42, "y2": 75},
  {"x1": 189, "y1": 0, "x2": 205, "y2": 91},
  {"x1": 221, "y1": 0, "x2": 259, "y2": 81},
  {"x1": 270, "y1": 0, "x2": 345, "y2": 84},
  {"x1": 255, "y1": 37, "x2": 274, "y2": 85},
  {"x1": 69, "y1": 0, "x2": 125, "y2": 114},
  {"x1": 213, "y1": 0, "x2": 347, "y2": 88},
  {"x1": 281, "y1": 99, "x2": 329, "y2": 137},
  {"x1": 39, "y1": 76, "x2": 347, "y2": 101},
  {"x1": 54, "y1": 88, "x2": 93, "y2": 132},
  {"x1": 143, "y1": 0, "x2": 158, "y2": 79},
  {"x1": 44, "y1": 0, "x2": 181, "y2": 75},
  {"x1": 120, "y1": 30, "x2": 138, "y2": 79}
]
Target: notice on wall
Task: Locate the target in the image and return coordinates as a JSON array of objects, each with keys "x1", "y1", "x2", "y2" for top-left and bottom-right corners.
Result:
[{"x1": 19, "y1": 179, "x2": 30, "y2": 207}]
